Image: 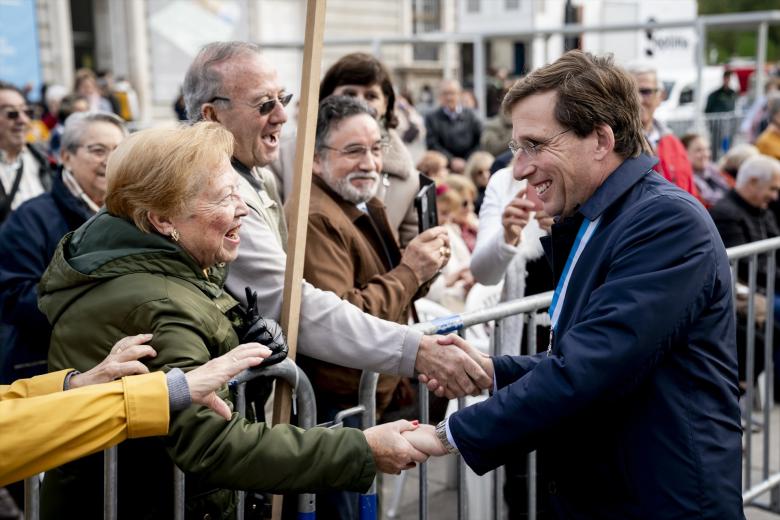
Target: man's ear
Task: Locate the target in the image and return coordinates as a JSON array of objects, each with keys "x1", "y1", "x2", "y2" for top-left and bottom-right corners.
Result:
[
  {"x1": 312, "y1": 152, "x2": 324, "y2": 176},
  {"x1": 593, "y1": 123, "x2": 616, "y2": 160},
  {"x1": 202, "y1": 104, "x2": 219, "y2": 123},
  {"x1": 147, "y1": 210, "x2": 175, "y2": 237},
  {"x1": 60, "y1": 148, "x2": 74, "y2": 171}
]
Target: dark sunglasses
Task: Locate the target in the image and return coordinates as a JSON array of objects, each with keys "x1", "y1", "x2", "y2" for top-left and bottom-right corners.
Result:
[
  {"x1": 210, "y1": 93, "x2": 293, "y2": 115},
  {"x1": 1, "y1": 107, "x2": 34, "y2": 120},
  {"x1": 637, "y1": 88, "x2": 659, "y2": 97}
]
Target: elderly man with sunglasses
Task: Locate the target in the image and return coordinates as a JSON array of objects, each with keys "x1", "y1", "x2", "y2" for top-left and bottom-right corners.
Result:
[
  {"x1": 182, "y1": 42, "x2": 489, "y2": 408},
  {"x1": 627, "y1": 66, "x2": 699, "y2": 199},
  {"x1": 0, "y1": 81, "x2": 52, "y2": 222}
]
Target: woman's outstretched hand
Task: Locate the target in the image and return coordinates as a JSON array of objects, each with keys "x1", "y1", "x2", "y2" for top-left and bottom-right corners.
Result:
[
  {"x1": 401, "y1": 424, "x2": 449, "y2": 457},
  {"x1": 363, "y1": 420, "x2": 429, "y2": 474}
]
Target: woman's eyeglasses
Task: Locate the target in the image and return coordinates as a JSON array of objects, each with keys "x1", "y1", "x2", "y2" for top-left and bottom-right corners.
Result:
[
  {"x1": 210, "y1": 93, "x2": 294, "y2": 116},
  {"x1": 78, "y1": 144, "x2": 117, "y2": 160}
]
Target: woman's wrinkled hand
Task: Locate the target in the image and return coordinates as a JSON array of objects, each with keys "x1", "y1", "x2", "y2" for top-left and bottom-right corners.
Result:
[
  {"x1": 69, "y1": 334, "x2": 157, "y2": 389},
  {"x1": 401, "y1": 424, "x2": 448, "y2": 456},
  {"x1": 363, "y1": 420, "x2": 428, "y2": 474},
  {"x1": 186, "y1": 343, "x2": 271, "y2": 420}
]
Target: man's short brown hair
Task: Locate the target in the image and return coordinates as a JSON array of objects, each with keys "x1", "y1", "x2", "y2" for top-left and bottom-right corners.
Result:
[{"x1": 502, "y1": 50, "x2": 646, "y2": 159}]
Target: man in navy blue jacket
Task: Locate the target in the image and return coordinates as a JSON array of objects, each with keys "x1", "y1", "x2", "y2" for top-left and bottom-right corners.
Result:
[{"x1": 414, "y1": 51, "x2": 743, "y2": 519}]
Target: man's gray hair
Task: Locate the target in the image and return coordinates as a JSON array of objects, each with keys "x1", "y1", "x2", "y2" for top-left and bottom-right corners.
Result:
[
  {"x1": 736, "y1": 154, "x2": 780, "y2": 190},
  {"x1": 61, "y1": 111, "x2": 127, "y2": 153},
  {"x1": 719, "y1": 143, "x2": 759, "y2": 176},
  {"x1": 182, "y1": 41, "x2": 262, "y2": 122},
  {"x1": 315, "y1": 95, "x2": 375, "y2": 154},
  {"x1": 625, "y1": 63, "x2": 663, "y2": 89}
]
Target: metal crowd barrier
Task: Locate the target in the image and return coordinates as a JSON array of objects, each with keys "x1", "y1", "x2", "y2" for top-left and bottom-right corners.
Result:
[
  {"x1": 23, "y1": 357, "x2": 319, "y2": 520},
  {"x1": 22, "y1": 237, "x2": 780, "y2": 519},
  {"x1": 664, "y1": 110, "x2": 744, "y2": 161},
  {"x1": 412, "y1": 292, "x2": 554, "y2": 520},
  {"x1": 730, "y1": 237, "x2": 780, "y2": 514}
]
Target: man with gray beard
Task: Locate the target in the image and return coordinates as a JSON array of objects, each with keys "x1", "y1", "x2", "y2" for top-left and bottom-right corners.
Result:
[{"x1": 289, "y1": 96, "x2": 446, "y2": 519}]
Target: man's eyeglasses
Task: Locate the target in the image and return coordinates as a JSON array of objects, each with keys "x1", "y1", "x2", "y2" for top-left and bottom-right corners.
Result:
[
  {"x1": 508, "y1": 128, "x2": 571, "y2": 159},
  {"x1": 210, "y1": 93, "x2": 294, "y2": 115},
  {"x1": 637, "y1": 87, "x2": 660, "y2": 97},
  {"x1": 1, "y1": 107, "x2": 34, "y2": 120},
  {"x1": 321, "y1": 139, "x2": 390, "y2": 161},
  {"x1": 78, "y1": 144, "x2": 117, "y2": 160}
]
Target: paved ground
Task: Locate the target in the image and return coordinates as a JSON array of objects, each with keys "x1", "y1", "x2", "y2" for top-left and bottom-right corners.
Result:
[{"x1": 377, "y1": 405, "x2": 780, "y2": 519}]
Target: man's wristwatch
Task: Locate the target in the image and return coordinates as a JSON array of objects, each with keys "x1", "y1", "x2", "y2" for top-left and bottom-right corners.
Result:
[{"x1": 435, "y1": 420, "x2": 459, "y2": 454}]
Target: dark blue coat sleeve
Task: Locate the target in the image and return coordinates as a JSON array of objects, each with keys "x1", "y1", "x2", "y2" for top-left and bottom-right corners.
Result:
[
  {"x1": 449, "y1": 194, "x2": 725, "y2": 475},
  {"x1": 0, "y1": 201, "x2": 61, "y2": 334},
  {"x1": 492, "y1": 352, "x2": 545, "y2": 389}
]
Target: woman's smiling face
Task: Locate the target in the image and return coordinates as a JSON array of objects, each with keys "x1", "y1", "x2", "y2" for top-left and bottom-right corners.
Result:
[{"x1": 171, "y1": 158, "x2": 248, "y2": 269}]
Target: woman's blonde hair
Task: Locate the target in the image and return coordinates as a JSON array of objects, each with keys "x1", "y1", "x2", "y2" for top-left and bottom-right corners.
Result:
[
  {"x1": 436, "y1": 186, "x2": 463, "y2": 218},
  {"x1": 417, "y1": 150, "x2": 448, "y2": 178},
  {"x1": 464, "y1": 151, "x2": 494, "y2": 185},
  {"x1": 445, "y1": 174, "x2": 477, "y2": 202},
  {"x1": 105, "y1": 122, "x2": 234, "y2": 232}
]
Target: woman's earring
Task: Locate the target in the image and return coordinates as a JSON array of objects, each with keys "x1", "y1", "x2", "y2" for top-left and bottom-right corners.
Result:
[{"x1": 170, "y1": 228, "x2": 180, "y2": 242}]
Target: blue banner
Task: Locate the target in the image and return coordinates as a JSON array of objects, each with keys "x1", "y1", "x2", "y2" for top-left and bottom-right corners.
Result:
[{"x1": 0, "y1": 0, "x2": 43, "y2": 101}]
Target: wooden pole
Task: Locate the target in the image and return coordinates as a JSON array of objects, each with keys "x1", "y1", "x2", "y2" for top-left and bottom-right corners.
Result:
[{"x1": 271, "y1": 0, "x2": 327, "y2": 518}]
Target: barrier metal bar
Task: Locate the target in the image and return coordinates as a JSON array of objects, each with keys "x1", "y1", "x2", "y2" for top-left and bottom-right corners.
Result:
[
  {"x1": 745, "y1": 255, "x2": 758, "y2": 491},
  {"x1": 765, "y1": 253, "x2": 777, "y2": 510},
  {"x1": 527, "y1": 313, "x2": 538, "y2": 520},
  {"x1": 231, "y1": 359, "x2": 319, "y2": 519},
  {"x1": 257, "y1": 10, "x2": 780, "y2": 48},
  {"x1": 744, "y1": 473, "x2": 780, "y2": 503},
  {"x1": 235, "y1": 383, "x2": 247, "y2": 520},
  {"x1": 727, "y1": 238, "x2": 780, "y2": 259},
  {"x1": 419, "y1": 384, "x2": 429, "y2": 520},
  {"x1": 491, "y1": 319, "x2": 504, "y2": 520},
  {"x1": 172, "y1": 359, "x2": 319, "y2": 520},
  {"x1": 411, "y1": 292, "x2": 554, "y2": 336},
  {"x1": 24, "y1": 476, "x2": 39, "y2": 520},
  {"x1": 358, "y1": 371, "x2": 379, "y2": 520},
  {"x1": 457, "y1": 395, "x2": 467, "y2": 520},
  {"x1": 103, "y1": 446, "x2": 118, "y2": 520},
  {"x1": 456, "y1": 330, "x2": 467, "y2": 520},
  {"x1": 173, "y1": 467, "x2": 185, "y2": 520}
]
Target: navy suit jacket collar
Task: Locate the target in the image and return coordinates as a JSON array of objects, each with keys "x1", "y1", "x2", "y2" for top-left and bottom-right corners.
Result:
[{"x1": 578, "y1": 154, "x2": 658, "y2": 221}]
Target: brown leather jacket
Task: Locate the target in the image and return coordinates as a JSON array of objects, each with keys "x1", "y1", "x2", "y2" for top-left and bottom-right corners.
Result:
[{"x1": 289, "y1": 177, "x2": 421, "y2": 413}]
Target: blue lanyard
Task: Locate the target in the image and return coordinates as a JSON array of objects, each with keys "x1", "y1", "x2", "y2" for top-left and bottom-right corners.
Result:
[{"x1": 547, "y1": 216, "x2": 601, "y2": 355}]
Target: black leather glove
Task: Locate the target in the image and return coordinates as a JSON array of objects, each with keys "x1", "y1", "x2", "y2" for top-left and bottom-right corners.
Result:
[{"x1": 238, "y1": 287, "x2": 288, "y2": 368}]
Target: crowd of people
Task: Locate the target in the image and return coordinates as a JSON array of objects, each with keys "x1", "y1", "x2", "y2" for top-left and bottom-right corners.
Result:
[{"x1": 2, "y1": 39, "x2": 780, "y2": 520}]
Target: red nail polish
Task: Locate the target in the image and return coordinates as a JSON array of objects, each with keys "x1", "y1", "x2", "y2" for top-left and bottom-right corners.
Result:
[{"x1": 411, "y1": 420, "x2": 419, "y2": 426}]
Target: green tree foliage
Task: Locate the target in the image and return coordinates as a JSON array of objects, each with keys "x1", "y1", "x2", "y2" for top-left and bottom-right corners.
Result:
[{"x1": 698, "y1": 0, "x2": 779, "y2": 63}]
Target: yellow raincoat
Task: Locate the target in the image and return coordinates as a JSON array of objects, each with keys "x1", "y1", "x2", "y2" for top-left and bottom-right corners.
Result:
[{"x1": 0, "y1": 370, "x2": 169, "y2": 486}]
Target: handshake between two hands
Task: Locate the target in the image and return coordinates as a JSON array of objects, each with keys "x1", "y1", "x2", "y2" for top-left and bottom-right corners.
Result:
[
  {"x1": 362, "y1": 333, "x2": 495, "y2": 474},
  {"x1": 363, "y1": 420, "x2": 448, "y2": 474},
  {"x1": 80, "y1": 330, "x2": 493, "y2": 474}
]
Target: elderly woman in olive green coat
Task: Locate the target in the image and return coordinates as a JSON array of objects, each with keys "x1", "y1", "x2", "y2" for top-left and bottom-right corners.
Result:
[{"x1": 39, "y1": 122, "x2": 426, "y2": 519}]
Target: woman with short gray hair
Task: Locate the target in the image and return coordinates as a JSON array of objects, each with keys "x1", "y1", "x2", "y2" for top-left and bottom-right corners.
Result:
[{"x1": 0, "y1": 111, "x2": 127, "y2": 384}]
